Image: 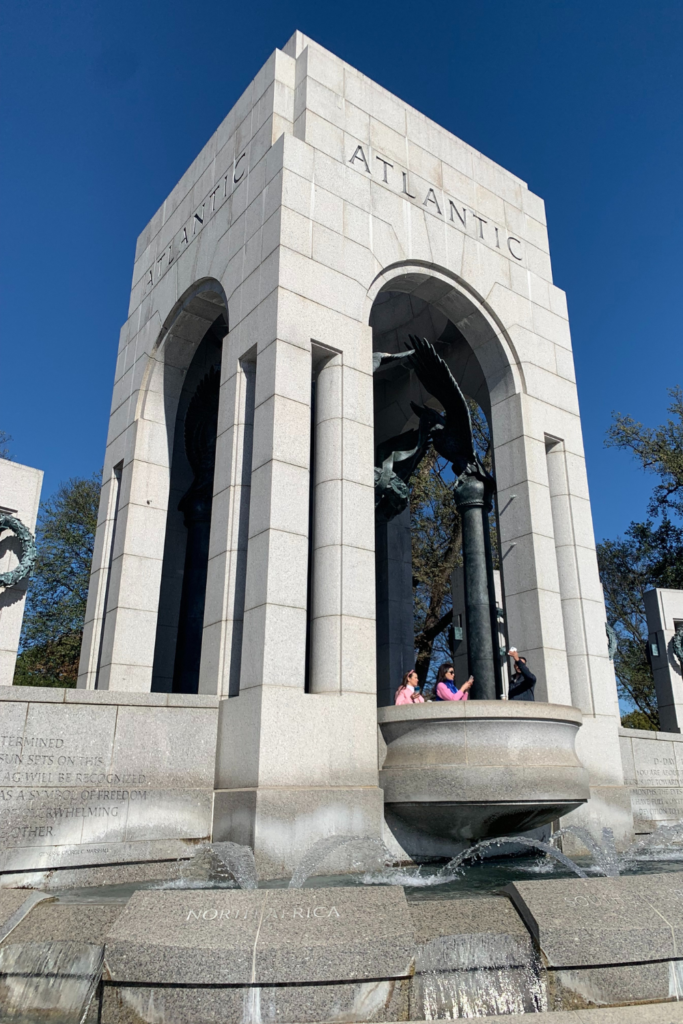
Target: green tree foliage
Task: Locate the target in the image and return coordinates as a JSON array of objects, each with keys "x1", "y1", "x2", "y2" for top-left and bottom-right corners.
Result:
[
  {"x1": 0, "y1": 430, "x2": 12, "y2": 459},
  {"x1": 410, "y1": 401, "x2": 495, "y2": 685},
  {"x1": 606, "y1": 387, "x2": 683, "y2": 520},
  {"x1": 14, "y1": 475, "x2": 100, "y2": 687},
  {"x1": 411, "y1": 448, "x2": 461, "y2": 686},
  {"x1": 597, "y1": 388, "x2": 683, "y2": 730}
]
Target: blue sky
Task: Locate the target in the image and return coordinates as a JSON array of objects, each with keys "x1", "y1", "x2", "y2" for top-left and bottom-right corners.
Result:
[{"x1": 1, "y1": 0, "x2": 681, "y2": 542}]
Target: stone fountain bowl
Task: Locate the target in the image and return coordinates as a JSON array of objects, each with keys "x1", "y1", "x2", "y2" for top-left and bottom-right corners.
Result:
[{"x1": 378, "y1": 701, "x2": 589, "y2": 856}]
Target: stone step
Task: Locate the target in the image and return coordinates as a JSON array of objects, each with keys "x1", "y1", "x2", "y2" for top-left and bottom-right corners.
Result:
[{"x1": 334, "y1": 1004, "x2": 683, "y2": 1024}]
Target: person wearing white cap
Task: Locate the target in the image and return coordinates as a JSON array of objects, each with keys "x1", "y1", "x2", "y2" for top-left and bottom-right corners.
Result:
[{"x1": 507, "y1": 648, "x2": 536, "y2": 701}]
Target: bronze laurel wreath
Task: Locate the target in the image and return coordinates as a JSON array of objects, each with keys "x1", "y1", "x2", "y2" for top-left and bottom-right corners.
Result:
[{"x1": 0, "y1": 513, "x2": 37, "y2": 588}]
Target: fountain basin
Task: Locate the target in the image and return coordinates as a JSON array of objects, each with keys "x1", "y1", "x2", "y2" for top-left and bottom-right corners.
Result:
[{"x1": 378, "y1": 701, "x2": 589, "y2": 855}]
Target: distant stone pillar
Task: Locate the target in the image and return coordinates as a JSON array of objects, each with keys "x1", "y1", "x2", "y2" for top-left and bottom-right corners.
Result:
[
  {"x1": 374, "y1": 507, "x2": 414, "y2": 706},
  {"x1": 309, "y1": 353, "x2": 343, "y2": 693},
  {"x1": 644, "y1": 588, "x2": 683, "y2": 733}
]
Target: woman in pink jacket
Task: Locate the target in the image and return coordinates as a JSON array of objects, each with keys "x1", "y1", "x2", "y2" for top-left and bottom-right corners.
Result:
[
  {"x1": 434, "y1": 663, "x2": 473, "y2": 701},
  {"x1": 394, "y1": 670, "x2": 425, "y2": 705}
]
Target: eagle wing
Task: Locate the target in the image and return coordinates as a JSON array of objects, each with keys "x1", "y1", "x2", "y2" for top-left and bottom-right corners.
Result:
[{"x1": 406, "y1": 335, "x2": 475, "y2": 465}]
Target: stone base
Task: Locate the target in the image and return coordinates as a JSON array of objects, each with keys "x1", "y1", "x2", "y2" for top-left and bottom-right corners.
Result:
[
  {"x1": 547, "y1": 961, "x2": 681, "y2": 1011},
  {"x1": 99, "y1": 979, "x2": 410, "y2": 1023},
  {"x1": 559, "y1": 785, "x2": 636, "y2": 854},
  {"x1": 212, "y1": 785, "x2": 386, "y2": 879},
  {"x1": 0, "y1": 856, "x2": 186, "y2": 891},
  {"x1": 379, "y1": 701, "x2": 589, "y2": 855}
]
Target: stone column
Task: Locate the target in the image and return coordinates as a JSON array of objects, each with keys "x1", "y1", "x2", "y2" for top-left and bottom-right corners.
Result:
[
  {"x1": 374, "y1": 508, "x2": 414, "y2": 706},
  {"x1": 309, "y1": 352, "x2": 342, "y2": 693},
  {"x1": 545, "y1": 438, "x2": 596, "y2": 714},
  {"x1": 491, "y1": 401, "x2": 573, "y2": 707},
  {"x1": 200, "y1": 357, "x2": 256, "y2": 696},
  {"x1": 212, "y1": 332, "x2": 383, "y2": 879}
]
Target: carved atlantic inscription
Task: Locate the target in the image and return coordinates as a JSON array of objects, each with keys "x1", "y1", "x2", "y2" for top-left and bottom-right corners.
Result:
[
  {"x1": 142, "y1": 150, "x2": 248, "y2": 292},
  {"x1": 348, "y1": 142, "x2": 524, "y2": 263}
]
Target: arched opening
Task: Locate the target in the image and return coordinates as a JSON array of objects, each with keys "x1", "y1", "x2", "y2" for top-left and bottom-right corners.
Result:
[
  {"x1": 369, "y1": 270, "x2": 516, "y2": 706},
  {"x1": 147, "y1": 282, "x2": 229, "y2": 693}
]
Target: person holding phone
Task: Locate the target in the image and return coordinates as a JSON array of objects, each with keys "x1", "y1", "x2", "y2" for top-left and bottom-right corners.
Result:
[
  {"x1": 507, "y1": 648, "x2": 536, "y2": 701},
  {"x1": 433, "y1": 663, "x2": 473, "y2": 701}
]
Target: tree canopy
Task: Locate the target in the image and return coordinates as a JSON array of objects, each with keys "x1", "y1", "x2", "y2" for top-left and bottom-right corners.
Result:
[
  {"x1": 14, "y1": 474, "x2": 100, "y2": 687},
  {"x1": 0, "y1": 431, "x2": 12, "y2": 459},
  {"x1": 597, "y1": 388, "x2": 683, "y2": 729}
]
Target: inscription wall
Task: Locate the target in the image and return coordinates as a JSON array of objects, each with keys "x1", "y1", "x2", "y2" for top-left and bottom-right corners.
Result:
[
  {"x1": 0, "y1": 690, "x2": 219, "y2": 872},
  {"x1": 620, "y1": 728, "x2": 683, "y2": 830}
]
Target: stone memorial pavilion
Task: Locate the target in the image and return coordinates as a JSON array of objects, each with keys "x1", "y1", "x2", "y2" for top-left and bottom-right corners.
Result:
[{"x1": 3, "y1": 31, "x2": 683, "y2": 888}]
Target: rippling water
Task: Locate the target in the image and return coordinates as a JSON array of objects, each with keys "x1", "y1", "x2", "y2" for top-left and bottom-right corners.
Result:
[{"x1": 49, "y1": 853, "x2": 683, "y2": 905}]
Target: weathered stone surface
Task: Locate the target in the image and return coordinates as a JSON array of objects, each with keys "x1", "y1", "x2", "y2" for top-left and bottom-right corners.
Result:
[
  {"x1": 548, "y1": 960, "x2": 673, "y2": 1011},
  {"x1": 0, "y1": 848, "x2": 189, "y2": 891},
  {"x1": 379, "y1": 701, "x2": 588, "y2": 855},
  {"x1": 474, "y1": 1004, "x2": 683, "y2": 1023},
  {"x1": 0, "y1": 889, "x2": 52, "y2": 942},
  {"x1": 101, "y1": 977, "x2": 410, "y2": 1023},
  {"x1": 3, "y1": 903, "x2": 123, "y2": 945},
  {"x1": 0, "y1": 941, "x2": 103, "y2": 1023},
  {"x1": 0, "y1": 696, "x2": 217, "y2": 872},
  {"x1": 411, "y1": 897, "x2": 532, "y2": 966},
  {"x1": 409, "y1": 897, "x2": 546, "y2": 1018},
  {"x1": 104, "y1": 886, "x2": 415, "y2": 985},
  {"x1": 410, "y1": 896, "x2": 534, "y2": 970},
  {"x1": 504, "y1": 872, "x2": 683, "y2": 967},
  {"x1": 410, "y1": 895, "x2": 528, "y2": 943}
]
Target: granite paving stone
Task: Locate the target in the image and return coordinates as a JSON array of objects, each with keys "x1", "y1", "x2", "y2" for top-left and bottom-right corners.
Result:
[
  {"x1": 503, "y1": 872, "x2": 683, "y2": 967},
  {"x1": 104, "y1": 886, "x2": 415, "y2": 985},
  {"x1": 101, "y1": 977, "x2": 409, "y2": 1024},
  {"x1": 3, "y1": 903, "x2": 123, "y2": 945},
  {"x1": 410, "y1": 897, "x2": 534, "y2": 970},
  {"x1": 0, "y1": 889, "x2": 53, "y2": 942},
  {"x1": 455, "y1": 1005, "x2": 683, "y2": 1023}
]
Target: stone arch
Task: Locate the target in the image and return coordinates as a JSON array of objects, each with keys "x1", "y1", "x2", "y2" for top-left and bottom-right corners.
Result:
[
  {"x1": 142, "y1": 280, "x2": 229, "y2": 693},
  {"x1": 367, "y1": 264, "x2": 521, "y2": 704},
  {"x1": 138, "y1": 279, "x2": 230, "y2": 463},
  {"x1": 365, "y1": 262, "x2": 525, "y2": 418}
]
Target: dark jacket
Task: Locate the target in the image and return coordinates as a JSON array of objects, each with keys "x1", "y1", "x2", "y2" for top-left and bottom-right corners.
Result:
[{"x1": 508, "y1": 660, "x2": 536, "y2": 701}]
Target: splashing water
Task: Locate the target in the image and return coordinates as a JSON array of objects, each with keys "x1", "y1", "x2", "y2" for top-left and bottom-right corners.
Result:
[
  {"x1": 414, "y1": 931, "x2": 547, "y2": 1018},
  {"x1": 416, "y1": 960, "x2": 546, "y2": 1019},
  {"x1": 360, "y1": 865, "x2": 462, "y2": 888},
  {"x1": 180, "y1": 842, "x2": 258, "y2": 889},
  {"x1": 174, "y1": 820, "x2": 683, "y2": 895},
  {"x1": 551, "y1": 826, "x2": 621, "y2": 876},
  {"x1": 624, "y1": 821, "x2": 683, "y2": 862},
  {"x1": 445, "y1": 836, "x2": 588, "y2": 879},
  {"x1": 288, "y1": 835, "x2": 394, "y2": 888},
  {"x1": 0, "y1": 942, "x2": 103, "y2": 1023},
  {"x1": 551, "y1": 821, "x2": 683, "y2": 877}
]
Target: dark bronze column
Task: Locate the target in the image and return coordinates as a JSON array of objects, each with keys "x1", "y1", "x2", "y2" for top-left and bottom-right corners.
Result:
[{"x1": 454, "y1": 470, "x2": 499, "y2": 700}]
